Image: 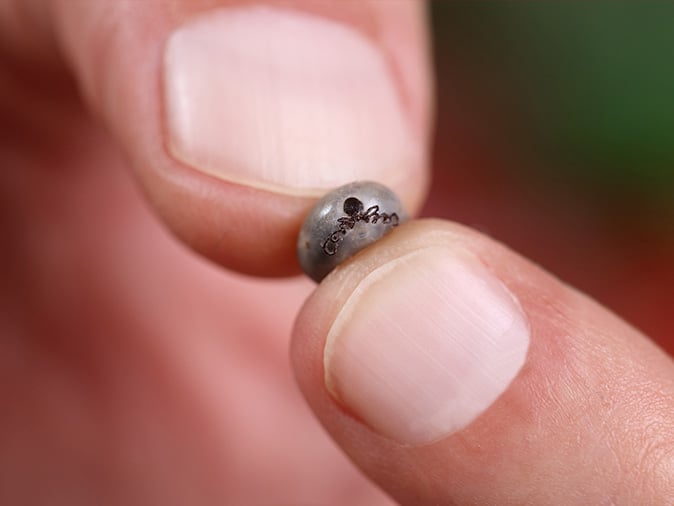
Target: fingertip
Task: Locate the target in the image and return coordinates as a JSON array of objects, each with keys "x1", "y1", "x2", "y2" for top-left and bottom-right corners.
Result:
[
  {"x1": 51, "y1": 0, "x2": 431, "y2": 276},
  {"x1": 141, "y1": 170, "x2": 313, "y2": 277},
  {"x1": 292, "y1": 219, "x2": 674, "y2": 504}
]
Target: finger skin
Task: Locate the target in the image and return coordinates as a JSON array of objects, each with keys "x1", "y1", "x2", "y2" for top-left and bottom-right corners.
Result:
[
  {"x1": 0, "y1": 0, "x2": 432, "y2": 276},
  {"x1": 292, "y1": 219, "x2": 674, "y2": 505}
]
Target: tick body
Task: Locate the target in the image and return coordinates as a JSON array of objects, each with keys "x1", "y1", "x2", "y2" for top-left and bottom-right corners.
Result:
[{"x1": 297, "y1": 181, "x2": 407, "y2": 282}]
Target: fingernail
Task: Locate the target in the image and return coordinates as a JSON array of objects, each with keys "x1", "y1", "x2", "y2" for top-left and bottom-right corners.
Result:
[
  {"x1": 324, "y1": 247, "x2": 530, "y2": 445},
  {"x1": 163, "y1": 7, "x2": 420, "y2": 196}
]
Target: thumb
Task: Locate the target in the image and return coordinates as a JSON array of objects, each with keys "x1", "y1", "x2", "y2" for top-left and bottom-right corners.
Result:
[
  {"x1": 1, "y1": 0, "x2": 431, "y2": 275},
  {"x1": 292, "y1": 219, "x2": 674, "y2": 505}
]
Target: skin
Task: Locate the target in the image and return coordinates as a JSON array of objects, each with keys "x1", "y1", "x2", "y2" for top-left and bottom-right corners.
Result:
[{"x1": 0, "y1": 1, "x2": 672, "y2": 504}]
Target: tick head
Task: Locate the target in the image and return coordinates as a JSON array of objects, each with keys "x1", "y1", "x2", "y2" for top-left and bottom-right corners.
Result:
[{"x1": 343, "y1": 197, "x2": 364, "y2": 216}]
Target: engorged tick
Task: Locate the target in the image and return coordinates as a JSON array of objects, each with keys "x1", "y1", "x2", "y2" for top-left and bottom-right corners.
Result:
[{"x1": 320, "y1": 196, "x2": 399, "y2": 256}]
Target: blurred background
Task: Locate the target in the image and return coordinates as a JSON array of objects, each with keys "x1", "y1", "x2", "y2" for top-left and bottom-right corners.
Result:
[{"x1": 426, "y1": 1, "x2": 673, "y2": 352}]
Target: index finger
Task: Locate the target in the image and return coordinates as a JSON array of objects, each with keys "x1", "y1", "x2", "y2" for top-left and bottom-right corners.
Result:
[{"x1": 12, "y1": 0, "x2": 433, "y2": 275}]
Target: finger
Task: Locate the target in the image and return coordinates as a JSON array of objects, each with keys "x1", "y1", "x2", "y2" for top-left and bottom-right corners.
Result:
[
  {"x1": 292, "y1": 219, "x2": 674, "y2": 505},
  {"x1": 0, "y1": 0, "x2": 432, "y2": 276}
]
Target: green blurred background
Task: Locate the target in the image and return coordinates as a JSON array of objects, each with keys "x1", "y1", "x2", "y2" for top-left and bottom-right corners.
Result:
[{"x1": 426, "y1": 2, "x2": 673, "y2": 349}]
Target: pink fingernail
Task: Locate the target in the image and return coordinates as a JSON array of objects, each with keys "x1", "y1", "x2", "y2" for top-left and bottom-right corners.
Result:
[
  {"x1": 324, "y1": 247, "x2": 530, "y2": 445},
  {"x1": 163, "y1": 7, "x2": 420, "y2": 195}
]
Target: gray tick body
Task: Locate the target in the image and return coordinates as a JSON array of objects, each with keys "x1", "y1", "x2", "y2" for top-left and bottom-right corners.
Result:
[{"x1": 297, "y1": 181, "x2": 407, "y2": 282}]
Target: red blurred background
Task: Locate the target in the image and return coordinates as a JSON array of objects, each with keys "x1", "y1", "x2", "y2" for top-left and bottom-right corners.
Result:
[{"x1": 425, "y1": 2, "x2": 673, "y2": 352}]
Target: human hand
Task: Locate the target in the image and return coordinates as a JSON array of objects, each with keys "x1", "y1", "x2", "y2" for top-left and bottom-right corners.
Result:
[{"x1": 1, "y1": 1, "x2": 672, "y2": 505}]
